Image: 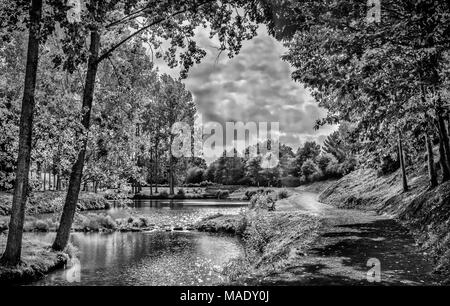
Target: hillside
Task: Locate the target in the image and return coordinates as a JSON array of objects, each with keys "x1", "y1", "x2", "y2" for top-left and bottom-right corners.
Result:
[{"x1": 319, "y1": 166, "x2": 450, "y2": 282}]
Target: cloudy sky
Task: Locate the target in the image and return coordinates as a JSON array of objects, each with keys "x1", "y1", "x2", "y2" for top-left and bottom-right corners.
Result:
[{"x1": 156, "y1": 25, "x2": 336, "y2": 156}]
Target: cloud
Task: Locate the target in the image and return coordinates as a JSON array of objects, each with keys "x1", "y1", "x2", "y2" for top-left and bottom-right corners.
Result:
[{"x1": 155, "y1": 25, "x2": 336, "y2": 154}]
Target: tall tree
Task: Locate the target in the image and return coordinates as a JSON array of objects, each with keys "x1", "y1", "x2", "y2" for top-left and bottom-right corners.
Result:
[{"x1": 0, "y1": 0, "x2": 43, "y2": 266}]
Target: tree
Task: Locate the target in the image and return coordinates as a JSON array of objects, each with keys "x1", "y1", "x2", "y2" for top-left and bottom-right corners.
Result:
[
  {"x1": 316, "y1": 153, "x2": 333, "y2": 175},
  {"x1": 246, "y1": 156, "x2": 262, "y2": 186},
  {"x1": 290, "y1": 141, "x2": 321, "y2": 176},
  {"x1": 186, "y1": 167, "x2": 204, "y2": 184},
  {"x1": 279, "y1": 0, "x2": 450, "y2": 189},
  {"x1": 1, "y1": 0, "x2": 44, "y2": 266},
  {"x1": 301, "y1": 159, "x2": 318, "y2": 182}
]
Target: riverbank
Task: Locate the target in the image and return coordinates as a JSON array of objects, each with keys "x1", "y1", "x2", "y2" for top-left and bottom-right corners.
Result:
[
  {"x1": 0, "y1": 236, "x2": 69, "y2": 284},
  {"x1": 0, "y1": 191, "x2": 122, "y2": 218}
]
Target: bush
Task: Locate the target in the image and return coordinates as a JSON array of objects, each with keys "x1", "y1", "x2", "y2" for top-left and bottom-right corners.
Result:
[
  {"x1": 249, "y1": 193, "x2": 276, "y2": 211},
  {"x1": 236, "y1": 177, "x2": 252, "y2": 186},
  {"x1": 217, "y1": 190, "x2": 230, "y2": 199},
  {"x1": 377, "y1": 155, "x2": 399, "y2": 175},
  {"x1": 34, "y1": 220, "x2": 50, "y2": 232},
  {"x1": 185, "y1": 167, "x2": 205, "y2": 184},
  {"x1": 158, "y1": 190, "x2": 169, "y2": 198},
  {"x1": 301, "y1": 159, "x2": 319, "y2": 181},
  {"x1": 275, "y1": 189, "x2": 290, "y2": 200},
  {"x1": 28, "y1": 177, "x2": 42, "y2": 193},
  {"x1": 82, "y1": 218, "x2": 100, "y2": 231},
  {"x1": 177, "y1": 188, "x2": 185, "y2": 197},
  {"x1": 244, "y1": 189, "x2": 274, "y2": 201},
  {"x1": 316, "y1": 153, "x2": 333, "y2": 174},
  {"x1": 280, "y1": 176, "x2": 300, "y2": 187},
  {"x1": 98, "y1": 215, "x2": 117, "y2": 230},
  {"x1": 77, "y1": 214, "x2": 117, "y2": 231}
]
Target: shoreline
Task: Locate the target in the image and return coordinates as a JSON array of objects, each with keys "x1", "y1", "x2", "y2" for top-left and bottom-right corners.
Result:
[{"x1": 0, "y1": 237, "x2": 69, "y2": 285}]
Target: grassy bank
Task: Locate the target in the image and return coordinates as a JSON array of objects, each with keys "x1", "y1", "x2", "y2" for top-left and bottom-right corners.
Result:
[
  {"x1": 1, "y1": 210, "x2": 197, "y2": 235},
  {"x1": 319, "y1": 167, "x2": 450, "y2": 283},
  {"x1": 195, "y1": 190, "x2": 324, "y2": 283},
  {"x1": 0, "y1": 236, "x2": 69, "y2": 284},
  {"x1": 0, "y1": 191, "x2": 126, "y2": 217}
]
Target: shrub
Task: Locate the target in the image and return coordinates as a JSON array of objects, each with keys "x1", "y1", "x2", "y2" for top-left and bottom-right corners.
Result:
[
  {"x1": 301, "y1": 159, "x2": 319, "y2": 181},
  {"x1": 28, "y1": 177, "x2": 42, "y2": 193},
  {"x1": 82, "y1": 218, "x2": 100, "y2": 231},
  {"x1": 158, "y1": 190, "x2": 169, "y2": 198},
  {"x1": 177, "y1": 188, "x2": 185, "y2": 197},
  {"x1": 325, "y1": 159, "x2": 343, "y2": 178},
  {"x1": 377, "y1": 155, "x2": 398, "y2": 175},
  {"x1": 244, "y1": 188, "x2": 275, "y2": 201},
  {"x1": 185, "y1": 167, "x2": 205, "y2": 184},
  {"x1": 34, "y1": 220, "x2": 50, "y2": 232},
  {"x1": 310, "y1": 171, "x2": 324, "y2": 182},
  {"x1": 236, "y1": 177, "x2": 252, "y2": 186},
  {"x1": 316, "y1": 153, "x2": 333, "y2": 174},
  {"x1": 275, "y1": 189, "x2": 290, "y2": 200},
  {"x1": 249, "y1": 193, "x2": 276, "y2": 211},
  {"x1": 217, "y1": 190, "x2": 230, "y2": 199},
  {"x1": 279, "y1": 176, "x2": 300, "y2": 187},
  {"x1": 98, "y1": 215, "x2": 117, "y2": 230}
]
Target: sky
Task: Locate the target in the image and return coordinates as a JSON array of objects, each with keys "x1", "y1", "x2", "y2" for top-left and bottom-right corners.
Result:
[{"x1": 156, "y1": 25, "x2": 336, "y2": 156}]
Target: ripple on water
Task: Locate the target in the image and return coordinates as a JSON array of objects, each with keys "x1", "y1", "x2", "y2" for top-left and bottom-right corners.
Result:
[{"x1": 32, "y1": 231, "x2": 243, "y2": 286}]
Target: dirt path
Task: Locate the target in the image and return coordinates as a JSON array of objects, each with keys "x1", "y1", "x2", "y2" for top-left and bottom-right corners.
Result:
[{"x1": 259, "y1": 191, "x2": 440, "y2": 285}]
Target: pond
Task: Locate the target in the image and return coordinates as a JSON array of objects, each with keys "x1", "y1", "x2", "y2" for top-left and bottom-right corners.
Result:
[{"x1": 31, "y1": 199, "x2": 247, "y2": 286}]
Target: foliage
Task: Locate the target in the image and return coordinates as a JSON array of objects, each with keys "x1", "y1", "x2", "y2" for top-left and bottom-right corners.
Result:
[
  {"x1": 185, "y1": 167, "x2": 205, "y2": 184},
  {"x1": 249, "y1": 193, "x2": 276, "y2": 211}
]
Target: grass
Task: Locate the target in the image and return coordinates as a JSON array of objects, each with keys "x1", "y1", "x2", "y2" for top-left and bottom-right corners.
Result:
[
  {"x1": 0, "y1": 191, "x2": 115, "y2": 217},
  {"x1": 223, "y1": 210, "x2": 323, "y2": 282},
  {"x1": 318, "y1": 161, "x2": 450, "y2": 284},
  {"x1": 0, "y1": 236, "x2": 69, "y2": 284},
  {"x1": 196, "y1": 190, "x2": 324, "y2": 282}
]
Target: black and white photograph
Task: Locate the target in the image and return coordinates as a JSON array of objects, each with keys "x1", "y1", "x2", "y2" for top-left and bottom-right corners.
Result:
[{"x1": 0, "y1": 0, "x2": 449, "y2": 298}]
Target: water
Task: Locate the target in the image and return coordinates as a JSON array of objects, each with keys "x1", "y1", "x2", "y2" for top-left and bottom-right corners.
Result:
[
  {"x1": 31, "y1": 199, "x2": 247, "y2": 286},
  {"x1": 106, "y1": 199, "x2": 248, "y2": 228}
]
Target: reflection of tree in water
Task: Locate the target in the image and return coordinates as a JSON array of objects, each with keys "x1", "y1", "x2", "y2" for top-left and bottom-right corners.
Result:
[{"x1": 40, "y1": 231, "x2": 242, "y2": 286}]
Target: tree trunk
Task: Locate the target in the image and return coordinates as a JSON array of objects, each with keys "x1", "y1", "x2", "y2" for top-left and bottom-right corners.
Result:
[
  {"x1": 52, "y1": 30, "x2": 100, "y2": 252},
  {"x1": 1, "y1": 0, "x2": 43, "y2": 266},
  {"x1": 56, "y1": 171, "x2": 61, "y2": 191},
  {"x1": 397, "y1": 130, "x2": 408, "y2": 192},
  {"x1": 43, "y1": 164, "x2": 46, "y2": 191},
  {"x1": 149, "y1": 148, "x2": 153, "y2": 196},
  {"x1": 155, "y1": 144, "x2": 159, "y2": 193},
  {"x1": 37, "y1": 162, "x2": 42, "y2": 190},
  {"x1": 169, "y1": 155, "x2": 174, "y2": 195},
  {"x1": 438, "y1": 136, "x2": 450, "y2": 182},
  {"x1": 437, "y1": 111, "x2": 450, "y2": 174},
  {"x1": 426, "y1": 133, "x2": 438, "y2": 189}
]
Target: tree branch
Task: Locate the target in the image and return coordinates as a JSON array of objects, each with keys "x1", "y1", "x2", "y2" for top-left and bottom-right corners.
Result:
[{"x1": 97, "y1": 0, "x2": 215, "y2": 64}]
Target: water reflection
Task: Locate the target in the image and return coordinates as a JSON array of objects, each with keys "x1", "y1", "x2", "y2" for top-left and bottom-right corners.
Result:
[
  {"x1": 106, "y1": 199, "x2": 247, "y2": 227},
  {"x1": 33, "y1": 231, "x2": 243, "y2": 286}
]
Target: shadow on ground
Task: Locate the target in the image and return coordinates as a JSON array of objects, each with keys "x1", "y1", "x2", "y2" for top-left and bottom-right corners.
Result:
[{"x1": 247, "y1": 204, "x2": 440, "y2": 286}]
